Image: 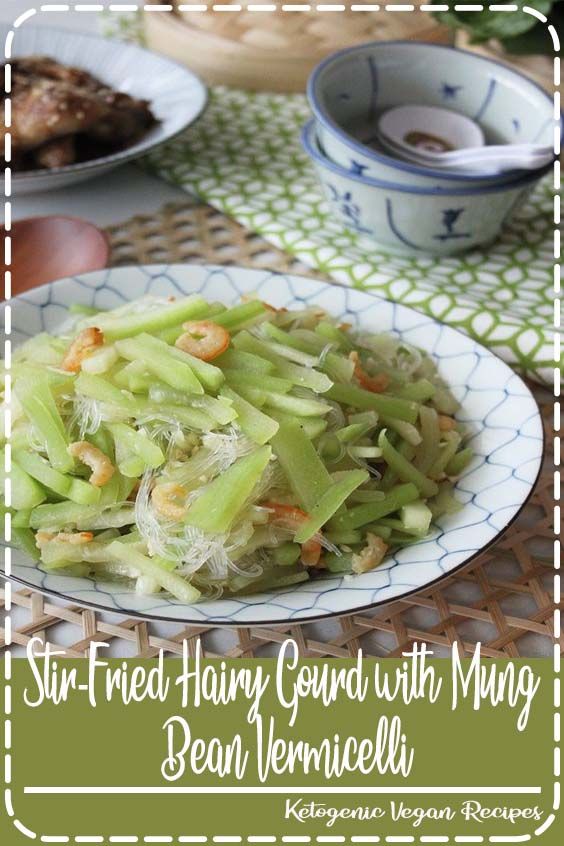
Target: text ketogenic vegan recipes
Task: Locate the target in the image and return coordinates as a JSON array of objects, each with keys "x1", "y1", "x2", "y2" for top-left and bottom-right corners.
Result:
[{"x1": 4, "y1": 294, "x2": 473, "y2": 603}]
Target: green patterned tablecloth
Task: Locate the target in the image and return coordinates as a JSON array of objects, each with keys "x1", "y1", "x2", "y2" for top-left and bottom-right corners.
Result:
[{"x1": 143, "y1": 87, "x2": 558, "y2": 385}]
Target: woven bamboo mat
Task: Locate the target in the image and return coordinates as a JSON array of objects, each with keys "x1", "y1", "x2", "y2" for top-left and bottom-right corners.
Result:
[{"x1": 1, "y1": 198, "x2": 559, "y2": 659}]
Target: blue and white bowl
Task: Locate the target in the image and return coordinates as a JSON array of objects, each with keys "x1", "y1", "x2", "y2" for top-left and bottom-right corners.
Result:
[
  {"x1": 302, "y1": 119, "x2": 547, "y2": 257},
  {"x1": 307, "y1": 41, "x2": 558, "y2": 189}
]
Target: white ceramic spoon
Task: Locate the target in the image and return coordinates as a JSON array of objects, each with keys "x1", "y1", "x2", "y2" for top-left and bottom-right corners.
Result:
[
  {"x1": 378, "y1": 133, "x2": 554, "y2": 174},
  {"x1": 376, "y1": 104, "x2": 553, "y2": 175}
]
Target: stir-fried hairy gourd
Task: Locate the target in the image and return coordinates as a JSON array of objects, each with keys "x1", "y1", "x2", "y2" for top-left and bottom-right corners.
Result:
[{"x1": 3, "y1": 293, "x2": 472, "y2": 602}]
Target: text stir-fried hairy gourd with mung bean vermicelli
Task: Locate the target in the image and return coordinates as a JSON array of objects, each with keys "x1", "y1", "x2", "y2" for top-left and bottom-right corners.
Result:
[{"x1": 3, "y1": 294, "x2": 474, "y2": 604}]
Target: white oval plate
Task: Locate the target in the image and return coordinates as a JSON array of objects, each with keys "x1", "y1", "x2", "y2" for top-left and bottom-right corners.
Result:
[
  {"x1": 2, "y1": 24, "x2": 207, "y2": 194},
  {"x1": 3, "y1": 265, "x2": 543, "y2": 624}
]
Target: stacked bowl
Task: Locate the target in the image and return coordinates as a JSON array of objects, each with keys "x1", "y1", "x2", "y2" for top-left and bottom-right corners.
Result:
[{"x1": 304, "y1": 41, "x2": 559, "y2": 256}]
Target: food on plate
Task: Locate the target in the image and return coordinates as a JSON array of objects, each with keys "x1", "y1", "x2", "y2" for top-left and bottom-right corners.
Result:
[
  {"x1": 2, "y1": 294, "x2": 473, "y2": 603},
  {"x1": 2, "y1": 56, "x2": 156, "y2": 171}
]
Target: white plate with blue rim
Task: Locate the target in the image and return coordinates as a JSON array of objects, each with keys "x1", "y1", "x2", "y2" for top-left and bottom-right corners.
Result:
[
  {"x1": 1, "y1": 24, "x2": 207, "y2": 194},
  {"x1": 2, "y1": 265, "x2": 543, "y2": 625}
]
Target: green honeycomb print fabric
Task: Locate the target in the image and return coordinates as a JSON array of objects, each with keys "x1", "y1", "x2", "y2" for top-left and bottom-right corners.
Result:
[{"x1": 144, "y1": 87, "x2": 558, "y2": 386}]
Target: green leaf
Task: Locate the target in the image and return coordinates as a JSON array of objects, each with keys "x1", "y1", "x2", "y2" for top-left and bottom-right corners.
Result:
[
  {"x1": 499, "y1": 8, "x2": 564, "y2": 55},
  {"x1": 434, "y1": 5, "x2": 553, "y2": 44}
]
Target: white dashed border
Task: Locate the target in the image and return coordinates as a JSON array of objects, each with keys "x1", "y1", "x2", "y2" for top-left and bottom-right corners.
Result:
[{"x1": 2, "y1": 3, "x2": 561, "y2": 842}]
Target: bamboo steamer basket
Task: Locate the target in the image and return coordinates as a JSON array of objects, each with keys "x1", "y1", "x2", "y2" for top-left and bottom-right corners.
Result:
[{"x1": 144, "y1": 6, "x2": 452, "y2": 93}]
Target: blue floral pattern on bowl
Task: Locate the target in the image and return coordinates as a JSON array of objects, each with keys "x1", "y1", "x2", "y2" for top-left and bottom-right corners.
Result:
[
  {"x1": 302, "y1": 119, "x2": 539, "y2": 257},
  {"x1": 308, "y1": 41, "x2": 558, "y2": 189}
]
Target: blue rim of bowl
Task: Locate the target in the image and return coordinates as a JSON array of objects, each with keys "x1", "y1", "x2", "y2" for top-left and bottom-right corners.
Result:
[
  {"x1": 301, "y1": 118, "x2": 552, "y2": 196},
  {"x1": 2, "y1": 23, "x2": 209, "y2": 181},
  {"x1": 306, "y1": 40, "x2": 562, "y2": 186}
]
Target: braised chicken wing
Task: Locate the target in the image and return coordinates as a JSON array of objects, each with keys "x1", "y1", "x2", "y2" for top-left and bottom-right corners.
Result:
[{"x1": 2, "y1": 55, "x2": 156, "y2": 171}]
